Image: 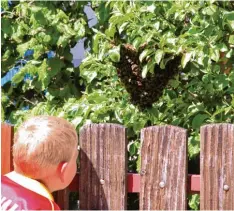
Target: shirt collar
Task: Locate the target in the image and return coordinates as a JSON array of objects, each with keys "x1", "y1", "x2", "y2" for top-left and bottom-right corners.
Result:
[{"x1": 5, "y1": 171, "x2": 54, "y2": 201}]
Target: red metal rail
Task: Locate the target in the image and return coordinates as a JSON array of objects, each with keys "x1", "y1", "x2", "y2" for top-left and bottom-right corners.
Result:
[{"x1": 69, "y1": 173, "x2": 200, "y2": 194}]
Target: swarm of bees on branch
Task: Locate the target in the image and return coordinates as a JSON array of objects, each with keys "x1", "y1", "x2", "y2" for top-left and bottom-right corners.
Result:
[{"x1": 113, "y1": 44, "x2": 181, "y2": 110}]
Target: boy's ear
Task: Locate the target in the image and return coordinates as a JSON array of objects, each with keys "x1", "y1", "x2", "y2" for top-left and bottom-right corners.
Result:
[{"x1": 57, "y1": 162, "x2": 68, "y2": 183}]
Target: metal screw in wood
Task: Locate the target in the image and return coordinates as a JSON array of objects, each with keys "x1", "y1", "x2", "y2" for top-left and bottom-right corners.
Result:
[
  {"x1": 159, "y1": 181, "x2": 165, "y2": 188},
  {"x1": 100, "y1": 179, "x2": 105, "y2": 185},
  {"x1": 140, "y1": 170, "x2": 146, "y2": 175},
  {"x1": 223, "y1": 184, "x2": 229, "y2": 191}
]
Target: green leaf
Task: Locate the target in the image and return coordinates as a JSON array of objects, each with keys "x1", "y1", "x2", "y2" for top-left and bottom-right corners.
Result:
[
  {"x1": 136, "y1": 156, "x2": 141, "y2": 173},
  {"x1": 146, "y1": 4, "x2": 156, "y2": 13},
  {"x1": 11, "y1": 71, "x2": 25, "y2": 84},
  {"x1": 33, "y1": 45, "x2": 44, "y2": 59},
  {"x1": 31, "y1": 60, "x2": 42, "y2": 65},
  {"x1": 38, "y1": 60, "x2": 49, "y2": 90},
  {"x1": 188, "y1": 135, "x2": 200, "y2": 159},
  {"x1": 139, "y1": 49, "x2": 153, "y2": 62},
  {"x1": 159, "y1": 59, "x2": 165, "y2": 69},
  {"x1": 133, "y1": 37, "x2": 142, "y2": 49},
  {"x1": 202, "y1": 5, "x2": 216, "y2": 16},
  {"x1": 217, "y1": 43, "x2": 228, "y2": 52},
  {"x1": 228, "y1": 35, "x2": 234, "y2": 45},
  {"x1": 109, "y1": 46, "x2": 120, "y2": 62},
  {"x1": 74, "y1": 20, "x2": 85, "y2": 38},
  {"x1": 119, "y1": 22, "x2": 129, "y2": 34},
  {"x1": 129, "y1": 142, "x2": 137, "y2": 156},
  {"x1": 64, "y1": 24, "x2": 75, "y2": 36},
  {"x1": 153, "y1": 21, "x2": 160, "y2": 30},
  {"x1": 181, "y1": 52, "x2": 192, "y2": 68},
  {"x1": 210, "y1": 48, "x2": 220, "y2": 62},
  {"x1": 1, "y1": 104, "x2": 5, "y2": 122},
  {"x1": 105, "y1": 23, "x2": 116, "y2": 38},
  {"x1": 226, "y1": 49, "x2": 233, "y2": 58},
  {"x1": 57, "y1": 10, "x2": 69, "y2": 22},
  {"x1": 155, "y1": 49, "x2": 164, "y2": 65},
  {"x1": 224, "y1": 11, "x2": 234, "y2": 21},
  {"x1": 32, "y1": 11, "x2": 47, "y2": 26},
  {"x1": 188, "y1": 194, "x2": 200, "y2": 210},
  {"x1": 71, "y1": 117, "x2": 83, "y2": 128},
  {"x1": 57, "y1": 35, "x2": 69, "y2": 47},
  {"x1": 1, "y1": 18, "x2": 13, "y2": 35},
  {"x1": 214, "y1": 74, "x2": 229, "y2": 90},
  {"x1": 17, "y1": 42, "x2": 30, "y2": 56},
  {"x1": 81, "y1": 69, "x2": 97, "y2": 83},
  {"x1": 88, "y1": 93, "x2": 108, "y2": 104},
  {"x1": 92, "y1": 33, "x2": 101, "y2": 54},
  {"x1": 47, "y1": 58, "x2": 65, "y2": 77},
  {"x1": 227, "y1": 21, "x2": 234, "y2": 31},
  {"x1": 192, "y1": 114, "x2": 209, "y2": 129},
  {"x1": 142, "y1": 65, "x2": 148, "y2": 78},
  {"x1": 43, "y1": 35, "x2": 51, "y2": 43},
  {"x1": 133, "y1": 118, "x2": 146, "y2": 133},
  {"x1": 169, "y1": 79, "x2": 180, "y2": 88}
]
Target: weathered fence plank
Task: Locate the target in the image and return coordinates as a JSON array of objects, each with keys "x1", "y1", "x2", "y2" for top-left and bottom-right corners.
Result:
[
  {"x1": 79, "y1": 124, "x2": 127, "y2": 210},
  {"x1": 200, "y1": 123, "x2": 234, "y2": 210},
  {"x1": 140, "y1": 125, "x2": 188, "y2": 210},
  {"x1": 52, "y1": 189, "x2": 70, "y2": 210},
  {"x1": 1, "y1": 123, "x2": 14, "y2": 175}
]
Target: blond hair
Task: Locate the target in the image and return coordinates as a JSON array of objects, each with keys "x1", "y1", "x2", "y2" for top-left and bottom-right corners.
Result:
[{"x1": 13, "y1": 116, "x2": 78, "y2": 179}]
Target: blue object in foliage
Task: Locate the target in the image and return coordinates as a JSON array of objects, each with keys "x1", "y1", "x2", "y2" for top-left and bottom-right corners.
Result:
[
  {"x1": 1, "y1": 66, "x2": 20, "y2": 86},
  {"x1": 47, "y1": 51, "x2": 55, "y2": 59},
  {"x1": 4, "y1": 120, "x2": 12, "y2": 124},
  {"x1": 23, "y1": 73, "x2": 33, "y2": 82},
  {"x1": 43, "y1": 89, "x2": 48, "y2": 95},
  {"x1": 24, "y1": 49, "x2": 34, "y2": 58},
  {"x1": 1, "y1": 59, "x2": 27, "y2": 86},
  {"x1": 8, "y1": 0, "x2": 12, "y2": 7},
  {"x1": 2, "y1": 49, "x2": 54, "y2": 87},
  {"x1": 22, "y1": 105, "x2": 30, "y2": 111},
  {"x1": 15, "y1": 59, "x2": 27, "y2": 66}
]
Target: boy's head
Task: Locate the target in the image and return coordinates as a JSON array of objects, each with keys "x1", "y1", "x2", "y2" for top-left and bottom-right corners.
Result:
[{"x1": 13, "y1": 115, "x2": 78, "y2": 191}]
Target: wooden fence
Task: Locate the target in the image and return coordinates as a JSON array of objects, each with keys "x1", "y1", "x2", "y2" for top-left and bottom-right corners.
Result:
[{"x1": 1, "y1": 123, "x2": 234, "y2": 210}]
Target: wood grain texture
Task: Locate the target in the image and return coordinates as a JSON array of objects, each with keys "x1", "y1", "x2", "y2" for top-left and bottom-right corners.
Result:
[
  {"x1": 200, "y1": 124, "x2": 234, "y2": 210},
  {"x1": 53, "y1": 189, "x2": 70, "y2": 210},
  {"x1": 140, "y1": 125, "x2": 188, "y2": 210},
  {"x1": 1, "y1": 123, "x2": 14, "y2": 175},
  {"x1": 79, "y1": 123, "x2": 127, "y2": 210}
]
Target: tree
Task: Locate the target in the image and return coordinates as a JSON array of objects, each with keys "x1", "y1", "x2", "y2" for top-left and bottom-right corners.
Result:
[{"x1": 1, "y1": 1, "x2": 90, "y2": 123}]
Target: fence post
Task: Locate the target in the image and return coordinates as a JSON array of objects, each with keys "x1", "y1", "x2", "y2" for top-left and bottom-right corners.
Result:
[
  {"x1": 79, "y1": 123, "x2": 127, "y2": 210},
  {"x1": 200, "y1": 123, "x2": 234, "y2": 210},
  {"x1": 1, "y1": 123, "x2": 14, "y2": 175},
  {"x1": 140, "y1": 125, "x2": 188, "y2": 210},
  {"x1": 53, "y1": 189, "x2": 70, "y2": 210}
]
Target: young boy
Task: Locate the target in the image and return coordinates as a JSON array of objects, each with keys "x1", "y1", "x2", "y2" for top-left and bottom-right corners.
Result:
[{"x1": 1, "y1": 116, "x2": 78, "y2": 210}]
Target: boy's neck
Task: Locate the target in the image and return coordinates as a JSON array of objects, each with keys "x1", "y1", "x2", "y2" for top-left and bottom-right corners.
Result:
[{"x1": 5, "y1": 171, "x2": 54, "y2": 201}]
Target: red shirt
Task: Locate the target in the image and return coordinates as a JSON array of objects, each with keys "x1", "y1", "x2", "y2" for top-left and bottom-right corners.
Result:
[{"x1": 1, "y1": 176, "x2": 60, "y2": 210}]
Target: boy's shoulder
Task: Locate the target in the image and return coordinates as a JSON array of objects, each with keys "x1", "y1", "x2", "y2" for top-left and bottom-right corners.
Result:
[{"x1": 1, "y1": 175, "x2": 60, "y2": 210}]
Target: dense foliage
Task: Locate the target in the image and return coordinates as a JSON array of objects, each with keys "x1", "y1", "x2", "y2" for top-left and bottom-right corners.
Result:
[{"x1": 1, "y1": 1, "x2": 234, "y2": 209}]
